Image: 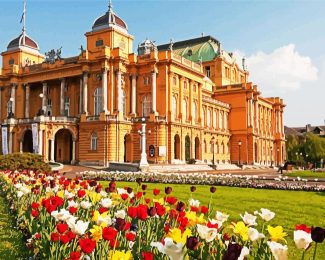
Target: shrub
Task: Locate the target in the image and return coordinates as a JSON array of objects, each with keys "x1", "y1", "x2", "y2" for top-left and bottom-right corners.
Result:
[
  {"x1": 187, "y1": 158, "x2": 196, "y2": 164},
  {"x1": 0, "y1": 153, "x2": 51, "y2": 172}
]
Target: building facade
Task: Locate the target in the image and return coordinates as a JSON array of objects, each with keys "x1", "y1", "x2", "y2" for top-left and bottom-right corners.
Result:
[{"x1": 0, "y1": 1, "x2": 285, "y2": 166}]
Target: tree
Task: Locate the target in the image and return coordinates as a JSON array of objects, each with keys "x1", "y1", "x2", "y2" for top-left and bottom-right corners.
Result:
[{"x1": 303, "y1": 133, "x2": 325, "y2": 166}]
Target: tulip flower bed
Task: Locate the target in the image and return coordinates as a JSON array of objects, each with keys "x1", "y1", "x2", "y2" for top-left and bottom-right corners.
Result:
[
  {"x1": 0, "y1": 170, "x2": 324, "y2": 260},
  {"x1": 78, "y1": 171, "x2": 325, "y2": 191}
]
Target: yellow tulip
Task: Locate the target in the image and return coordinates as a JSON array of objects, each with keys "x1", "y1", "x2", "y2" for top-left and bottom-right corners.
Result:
[
  {"x1": 167, "y1": 228, "x2": 192, "y2": 244},
  {"x1": 90, "y1": 225, "x2": 102, "y2": 242},
  {"x1": 232, "y1": 221, "x2": 249, "y2": 241},
  {"x1": 109, "y1": 250, "x2": 132, "y2": 260},
  {"x1": 267, "y1": 225, "x2": 287, "y2": 242}
]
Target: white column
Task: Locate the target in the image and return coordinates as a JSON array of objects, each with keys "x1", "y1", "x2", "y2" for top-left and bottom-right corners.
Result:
[
  {"x1": 139, "y1": 121, "x2": 149, "y2": 168},
  {"x1": 102, "y1": 68, "x2": 108, "y2": 114},
  {"x1": 38, "y1": 129, "x2": 43, "y2": 155},
  {"x1": 151, "y1": 71, "x2": 157, "y2": 113},
  {"x1": 60, "y1": 78, "x2": 65, "y2": 116},
  {"x1": 116, "y1": 70, "x2": 123, "y2": 112},
  {"x1": 42, "y1": 82, "x2": 47, "y2": 113},
  {"x1": 25, "y1": 84, "x2": 30, "y2": 118},
  {"x1": 50, "y1": 139, "x2": 55, "y2": 162},
  {"x1": 82, "y1": 73, "x2": 88, "y2": 114},
  {"x1": 131, "y1": 74, "x2": 137, "y2": 114},
  {"x1": 19, "y1": 141, "x2": 23, "y2": 153},
  {"x1": 11, "y1": 84, "x2": 16, "y2": 116},
  {"x1": 8, "y1": 130, "x2": 13, "y2": 154},
  {"x1": 79, "y1": 77, "x2": 83, "y2": 114}
]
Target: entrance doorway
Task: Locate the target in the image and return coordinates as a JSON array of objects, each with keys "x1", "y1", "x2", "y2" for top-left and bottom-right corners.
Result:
[
  {"x1": 185, "y1": 135, "x2": 191, "y2": 162},
  {"x1": 55, "y1": 129, "x2": 72, "y2": 164},
  {"x1": 124, "y1": 134, "x2": 132, "y2": 162},
  {"x1": 22, "y1": 129, "x2": 33, "y2": 153},
  {"x1": 174, "y1": 134, "x2": 180, "y2": 159},
  {"x1": 194, "y1": 137, "x2": 200, "y2": 160}
]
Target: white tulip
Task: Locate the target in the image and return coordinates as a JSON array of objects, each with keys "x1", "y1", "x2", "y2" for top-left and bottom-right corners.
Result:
[
  {"x1": 294, "y1": 230, "x2": 312, "y2": 250},
  {"x1": 64, "y1": 190, "x2": 75, "y2": 199},
  {"x1": 267, "y1": 241, "x2": 288, "y2": 260},
  {"x1": 258, "y1": 208, "x2": 275, "y2": 222},
  {"x1": 248, "y1": 227, "x2": 265, "y2": 242},
  {"x1": 238, "y1": 246, "x2": 250, "y2": 260},
  {"x1": 80, "y1": 201, "x2": 92, "y2": 209},
  {"x1": 240, "y1": 212, "x2": 257, "y2": 226},
  {"x1": 197, "y1": 224, "x2": 219, "y2": 242},
  {"x1": 68, "y1": 219, "x2": 89, "y2": 236},
  {"x1": 51, "y1": 209, "x2": 71, "y2": 222},
  {"x1": 68, "y1": 200, "x2": 79, "y2": 208},
  {"x1": 115, "y1": 209, "x2": 126, "y2": 219},
  {"x1": 100, "y1": 198, "x2": 113, "y2": 208},
  {"x1": 17, "y1": 191, "x2": 24, "y2": 198},
  {"x1": 215, "y1": 211, "x2": 229, "y2": 223},
  {"x1": 151, "y1": 238, "x2": 184, "y2": 260},
  {"x1": 188, "y1": 199, "x2": 200, "y2": 208}
]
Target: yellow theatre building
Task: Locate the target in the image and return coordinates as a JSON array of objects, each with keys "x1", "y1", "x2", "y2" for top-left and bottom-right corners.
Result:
[{"x1": 0, "y1": 1, "x2": 285, "y2": 167}]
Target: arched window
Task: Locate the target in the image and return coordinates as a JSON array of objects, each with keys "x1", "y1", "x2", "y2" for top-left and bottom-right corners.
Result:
[
  {"x1": 210, "y1": 140, "x2": 214, "y2": 153},
  {"x1": 94, "y1": 87, "x2": 102, "y2": 116},
  {"x1": 91, "y1": 132, "x2": 97, "y2": 151},
  {"x1": 142, "y1": 94, "x2": 152, "y2": 117},
  {"x1": 224, "y1": 112, "x2": 228, "y2": 130},
  {"x1": 213, "y1": 110, "x2": 217, "y2": 129},
  {"x1": 207, "y1": 109, "x2": 211, "y2": 127},
  {"x1": 121, "y1": 90, "x2": 126, "y2": 116},
  {"x1": 193, "y1": 101, "x2": 198, "y2": 122},
  {"x1": 172, "y1": 96, "x2": 177, "y2": 118},
  {"x1": 219, "y1": 111, "x2": 223, "y2": 129},
  {"x1": 183, "y1": 98, "x2": 188, "y2": 120},
  {"x1": 221, "y1": 142, "x2": 224, "y2": 154},
  {"x1": 202, "y1": 108, "x2": 206, "y2": 126}
]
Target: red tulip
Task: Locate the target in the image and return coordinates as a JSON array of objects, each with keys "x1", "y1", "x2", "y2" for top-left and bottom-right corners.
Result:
[
  {"x1": 142, "y1": 252, "x2": 154, "y2": 260},
  {"x1": 57, "y1": 223, "x2": 69, "y2": 234},
  {"x1": 51, "y1": 232, "x2": 60, "y2": 242},
  {"x1": 102, "y1": 227, "x2": 118, "y2": 241},
  {"x1": 125, "y1": 232, "x2": 136, "y2": 241},
  {"x1": 79, "y1": 238, "x2": 96, "y2": 254},
  {"x1": 153, "y1": 189, "x2": 160, "y2": 196},
  {"x1": 31, "y1": 210, "x2": 39, "y2": 218}
]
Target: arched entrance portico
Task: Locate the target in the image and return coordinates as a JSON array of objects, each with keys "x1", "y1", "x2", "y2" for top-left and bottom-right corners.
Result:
[
  {"x1": 185, "y1": 135, "x2": 191, "y2": 162},
  {"x1": 124, "y1": 134, "x2": 132, "y2": 162},
  {"x1": 195, "y1": 137, "x2": 200, "y2": 160},
  {"x1": 174, "y1": 134, "x2": 180, "y2": 159},
  {"x1": 54, "y1": 129, "x2": 72, "y2": 164},
  {"x1": 22, "y1": 129, "x2": 33, "y2": 153}
]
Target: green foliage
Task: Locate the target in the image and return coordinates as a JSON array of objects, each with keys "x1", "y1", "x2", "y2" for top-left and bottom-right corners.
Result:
[
  {"x1": 286, "y1": 133, "x2": 325, "y2": 165},
  {"x1": 0, "y1": 153, "x2": 51, "y2": 172},
  {"x1": 303, "y1": 133, "x2": 325, "y2": 162}
]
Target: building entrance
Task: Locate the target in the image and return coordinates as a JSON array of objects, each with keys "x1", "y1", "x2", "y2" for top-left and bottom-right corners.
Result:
[{"x1": 54, "y1": 129, "x2": 72, "y2": 164}]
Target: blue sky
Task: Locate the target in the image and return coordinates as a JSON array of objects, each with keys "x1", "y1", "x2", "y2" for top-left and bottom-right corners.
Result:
[{"x1": 1, "y1": 0, "x2": 324, "y2": 126}]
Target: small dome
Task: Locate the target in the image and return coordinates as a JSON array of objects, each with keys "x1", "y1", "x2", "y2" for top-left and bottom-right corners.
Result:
[
  {"x1": 92, "y1": 4, "x2": 128, "y2": 33},
  {"x1": 7, "y1": 33, "x2": 39, "y2": 51},
  {"x1": 137, "y1": 39, "x2": 157, "y2": 55}
]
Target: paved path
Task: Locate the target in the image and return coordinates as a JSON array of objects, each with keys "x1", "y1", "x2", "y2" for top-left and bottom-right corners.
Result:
[{"x1": 58, "y1": 165, "x2": 325, "y2": 184}]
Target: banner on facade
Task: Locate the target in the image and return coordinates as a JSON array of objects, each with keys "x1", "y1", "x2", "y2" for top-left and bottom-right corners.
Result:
[
  {"x1": 32, "y1": 123, "x2": 38, "y2": 153},
  {"x1": 1, "y1": 126, "x2": 8, "y2": 155}
]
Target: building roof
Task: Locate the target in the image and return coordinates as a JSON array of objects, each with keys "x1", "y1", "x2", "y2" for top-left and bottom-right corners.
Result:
[
  {"x1": 7, "y1": 32, "x2": 39, "y2": 51},
  {"x1": 158, "y1": 36, "x2": 220, "y2": 63},
  {"x1": 285, "y1": 125, "x2": 325, "y2": 136},
  {"x1": 92, "y1": 1, "x2": 128, "y2": 33}
]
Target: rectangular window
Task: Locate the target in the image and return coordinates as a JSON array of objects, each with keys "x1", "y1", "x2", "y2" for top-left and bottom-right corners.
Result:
[
  {"x1": 64, "y1": 97, "x2": 70, "y2": 117},
  {"x1": 205, "y1": 66, "x2": 211, "y2": 78},
  {"x1": 144, "y1": 77, "x2": 149, "y2": 86},
  {"x1": 96, "y1": 39, "x2": 104, "y2": 47},
  {"x1": 47, "y1": 99, "x2": 52, "y2": 116}
]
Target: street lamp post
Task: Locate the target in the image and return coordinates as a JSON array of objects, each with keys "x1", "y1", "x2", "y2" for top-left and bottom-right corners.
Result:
[
  {"x1": 7, "y1": 97, "x2": 14, "y2": 118},
  {"x1": 39, "y1": 93, "x2": 46, "y2": 115},
  {"x1": 211, "y1": 136, "x2": 215, "y2": 169},
  {"x1": 138, "y1": 118, "x2": 149, "y2": 171},
  {"x1": 238, "y1": 140, "x2": 242, "y2": 166}
]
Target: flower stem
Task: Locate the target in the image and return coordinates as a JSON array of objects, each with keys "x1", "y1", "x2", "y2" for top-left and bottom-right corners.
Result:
[{"x1": 313, "y1": 243, "x2": 318, "y2": 260}]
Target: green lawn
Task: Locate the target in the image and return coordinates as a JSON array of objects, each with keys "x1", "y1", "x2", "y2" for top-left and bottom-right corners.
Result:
[
  {"x1": 103, "y1": 181, "x2": 325, "y2": 259},
  {"x1": 285, "y1": 170, "x2": 325, "y2": 179},
  {"x1": 0, "y1": 193, "x2": 30, "y2": 259}
]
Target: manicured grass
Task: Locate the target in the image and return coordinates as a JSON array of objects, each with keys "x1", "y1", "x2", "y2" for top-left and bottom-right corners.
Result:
[
  {"x1": 102, "y1": 181, "x2": 325, "y2": 259},
  {"x1": 285, "y1": 170, "x2": 325, "y2": 179},
  {"x1": 0, "y1": 193, "x2": 30, "y2": 259}
]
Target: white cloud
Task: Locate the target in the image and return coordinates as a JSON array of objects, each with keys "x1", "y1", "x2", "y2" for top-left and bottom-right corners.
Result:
[{"x1": 234, "y1": 44, "x2": 318, "y2": 95}]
